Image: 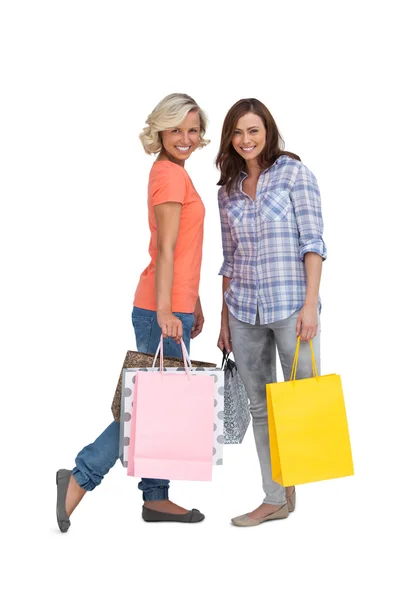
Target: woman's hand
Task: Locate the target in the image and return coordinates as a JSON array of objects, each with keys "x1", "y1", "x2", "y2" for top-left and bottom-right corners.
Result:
[
  {"x1": 191, "y1": 297, "x2": 205, "y2": 339},
  {"x1": 157, "y1": 310, "x2": 183, "y2": 343},
  {"x1": 296, "y1": 303, "x2": 318, "y2": 342},
  {"x1": 217, "y1": 322, "x2": 232, "y2": 354}
]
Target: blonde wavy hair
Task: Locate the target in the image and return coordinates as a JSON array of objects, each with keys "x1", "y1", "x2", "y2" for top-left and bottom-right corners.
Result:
[{"x1": 139, "y1": 93, "x2": 210, "y2": 155}]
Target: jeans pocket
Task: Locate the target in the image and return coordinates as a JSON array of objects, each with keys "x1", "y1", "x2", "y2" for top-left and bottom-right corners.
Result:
[{"x1": 132, "y1": 313, "x2": 156, "y2": 353}]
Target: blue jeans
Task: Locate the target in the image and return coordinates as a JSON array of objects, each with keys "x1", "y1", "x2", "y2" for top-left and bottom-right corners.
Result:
[{"x1": 72, "y1": 307, "x2": 195, "y2": 500}]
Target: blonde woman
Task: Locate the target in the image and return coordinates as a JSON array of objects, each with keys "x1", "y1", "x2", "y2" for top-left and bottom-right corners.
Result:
[{"x1": 56, "y1": 94, "x2": 210, "y2": 531}]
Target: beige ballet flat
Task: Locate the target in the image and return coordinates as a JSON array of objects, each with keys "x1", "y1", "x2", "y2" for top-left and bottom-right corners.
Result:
[
  {"x1": 286, "y1": 487, "x2": 296, "y2": 513},
  {"x1": 231, "y1": 503, "x2": 289, "y2": 527}
]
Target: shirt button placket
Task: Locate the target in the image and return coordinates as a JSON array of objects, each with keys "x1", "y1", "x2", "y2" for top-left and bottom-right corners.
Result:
[{"x1": 255, "y1": 172, "x2": 268, "y2": 324}]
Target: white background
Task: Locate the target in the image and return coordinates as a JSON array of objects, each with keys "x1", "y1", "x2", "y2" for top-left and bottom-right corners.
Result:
[{"x1": 1, "y1": 1, "x2": 399, "y2": 598}]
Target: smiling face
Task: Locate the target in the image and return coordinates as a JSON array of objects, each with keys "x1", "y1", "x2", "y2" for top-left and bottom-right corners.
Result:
[
  {"x1": 231, "y1": 112, "x2": 267, "y2": 163},
  {"x1": 159, "y1": 109, "x2": 201, "y2": 165}
]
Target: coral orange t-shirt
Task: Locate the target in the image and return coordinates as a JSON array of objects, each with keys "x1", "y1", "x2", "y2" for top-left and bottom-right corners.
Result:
[{"x1": 134, "y1": 161, "x2": 205, "y2": 313}]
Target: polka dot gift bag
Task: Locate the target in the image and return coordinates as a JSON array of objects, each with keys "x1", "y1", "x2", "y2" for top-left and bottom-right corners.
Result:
[
  {"x1": 120, "y1": 355, "x2": 224, "y2": 472},
  {"x1": 122, "y1": 337, "x2": 223, "y2": 481}
]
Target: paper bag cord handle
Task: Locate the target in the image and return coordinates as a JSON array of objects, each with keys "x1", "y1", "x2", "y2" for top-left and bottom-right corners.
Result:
[
  {"x1": 152, "y1": 335, "x2": 192, "y2": 375},
  {"x1": 290, "y1": 337, "x2": 318, "y2": 381}
]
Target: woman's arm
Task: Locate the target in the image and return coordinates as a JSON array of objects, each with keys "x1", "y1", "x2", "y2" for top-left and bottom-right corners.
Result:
[
  {"x1": 291, "y1": 163, "x2": 327, "y2": 262},
  {"x1": 217, "y1": 276, "x2": 232, "y2": 353},
  {"x1": 217, "y1": 189, "x2": 236, "y2": 280},
  {"x1": 191, "y1": 296, "x2": 205, "y2": 339},
  {"x1": 217, "y1": 189, "x2": 236, "y2": 353},
  {"x1": 291, "y1": 163, "x2": 326, "y2": 342},
  {"x1": 154, "y1": 201, "x2": 183, "y2": 342},
  {"x1": 296, "y1": 252, "x2": 322, "y2": 342}
]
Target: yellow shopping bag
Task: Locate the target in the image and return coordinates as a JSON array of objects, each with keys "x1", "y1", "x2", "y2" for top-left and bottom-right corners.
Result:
[{"x1": 266, "y1": 338, "x2": 354, "y2": 486}]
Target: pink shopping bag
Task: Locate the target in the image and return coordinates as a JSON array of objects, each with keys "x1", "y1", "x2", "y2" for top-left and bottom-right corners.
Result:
[{"x1": 127, "y1": 337, "x2": 215, "y2": 481}]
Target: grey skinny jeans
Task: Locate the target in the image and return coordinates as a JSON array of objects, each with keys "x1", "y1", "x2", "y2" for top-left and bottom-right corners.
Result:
[{"x1": 229, "y1": 309, "x2": 321, "y2": 505}]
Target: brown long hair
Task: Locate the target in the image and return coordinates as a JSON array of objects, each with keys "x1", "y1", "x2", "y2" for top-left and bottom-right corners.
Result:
[{"x1": 216, "y1": 98, "x2": 300, "y2": 193}]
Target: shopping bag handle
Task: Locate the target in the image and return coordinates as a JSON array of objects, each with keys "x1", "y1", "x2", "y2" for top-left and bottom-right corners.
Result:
[
  {"x1": 221, "y1": 348, "x2": 230, "y2": 369},
  {"x1": 220, "y1": 348, "x2": 237, "y2": 376},
  {"x1": 152, "y1": 335, "x2": 192, "y2": 376},
  {"x1": 290, "y1": 337, "x2": 319, "y2": 381}
]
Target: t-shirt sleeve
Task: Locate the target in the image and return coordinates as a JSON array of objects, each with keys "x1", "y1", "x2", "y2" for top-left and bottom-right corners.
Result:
[{"x1": 150, "y1": 166, "x2": 187, "y2": 207}]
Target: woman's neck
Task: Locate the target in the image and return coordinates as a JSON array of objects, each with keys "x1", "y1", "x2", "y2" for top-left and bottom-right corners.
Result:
[
  {"x1": 245, "y1": 158, "x2": 262, "y2": 178},
  {"x1": 157, "y1": 151, "x2": 185, "y2": 168}
]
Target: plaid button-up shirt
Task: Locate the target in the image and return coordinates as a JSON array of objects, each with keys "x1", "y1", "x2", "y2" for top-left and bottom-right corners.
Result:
[{"x1": 218, "y1": 155, "x2": 327, "y2": 325}]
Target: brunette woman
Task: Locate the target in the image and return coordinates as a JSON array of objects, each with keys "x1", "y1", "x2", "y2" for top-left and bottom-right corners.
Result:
[{"x1": 216, "y1": 98, "x2": 327, "y2": 526}]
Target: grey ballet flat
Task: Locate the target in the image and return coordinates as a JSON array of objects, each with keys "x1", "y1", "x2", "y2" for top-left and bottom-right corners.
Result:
[
  {"x1": 142, "y1": 506, "x2": 205, "y2": 523},
  {"x1": 56, "y1": 469, "x2": 72, "y2": 533}
]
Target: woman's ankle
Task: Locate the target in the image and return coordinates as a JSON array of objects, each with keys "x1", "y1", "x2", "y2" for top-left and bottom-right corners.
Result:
[
  {"x1": 65, "y1": 475, "x2": 86, "y2": 517},
  {"x1": 143, "y1": 500, "x2": 188, "y2": 514}
]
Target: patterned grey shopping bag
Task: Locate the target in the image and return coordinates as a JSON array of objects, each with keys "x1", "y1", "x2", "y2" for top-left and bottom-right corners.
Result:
[{"x1": 222, "y1": 351, "x2": 250, "y2": 444}]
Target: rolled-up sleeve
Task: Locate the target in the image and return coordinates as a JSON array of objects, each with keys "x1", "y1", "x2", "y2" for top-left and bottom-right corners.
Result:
[
  {"x1": 218, "y1": 188, "x2": 236, "y2": 277},
  {"x1": 291, "y1": 164, "x2": 327, "y2": 261}
]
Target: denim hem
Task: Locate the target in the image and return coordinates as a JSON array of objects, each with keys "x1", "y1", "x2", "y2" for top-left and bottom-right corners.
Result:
[
  {"x1": 142, "y1": 487, "x2": 169, "y2": 501},
  {"x1": 72, "y1": 467, "x2": 96, "y2": 492}
]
